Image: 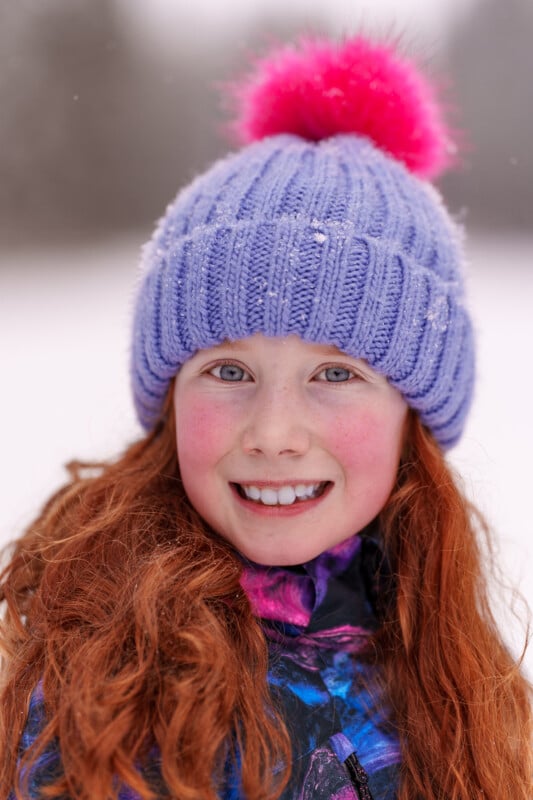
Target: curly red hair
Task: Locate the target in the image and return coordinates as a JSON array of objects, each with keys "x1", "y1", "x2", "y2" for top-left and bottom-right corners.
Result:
[{"x1": 0, "y1": 396, "x2": 531, "y2": 799}]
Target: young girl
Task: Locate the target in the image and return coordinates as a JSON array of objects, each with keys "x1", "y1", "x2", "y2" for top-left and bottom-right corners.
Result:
[{"x1": 1, "y1": 36, "x2": 531, "y2": 800}]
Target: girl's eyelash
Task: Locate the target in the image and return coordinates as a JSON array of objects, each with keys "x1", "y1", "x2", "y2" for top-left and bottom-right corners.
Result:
[
  {"x1": 200, "y1": 361, "x2": 367, "y2": 382},
  {"x1": 204, "y1": 360, "x2": 253, "y2": 380},
  {"x1": 313, "y1": 364, "x2": 365, "y2": 382}
]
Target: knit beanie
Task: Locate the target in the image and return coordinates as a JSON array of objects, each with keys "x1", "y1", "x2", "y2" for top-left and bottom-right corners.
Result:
[{"x1": 131, "y1": 37, "x2": 474, "y2": 449}]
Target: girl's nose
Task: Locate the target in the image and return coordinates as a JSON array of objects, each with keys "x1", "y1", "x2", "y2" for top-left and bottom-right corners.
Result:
[{"x1": 241, "y1": 386, "x2": 312, "y2": 458}]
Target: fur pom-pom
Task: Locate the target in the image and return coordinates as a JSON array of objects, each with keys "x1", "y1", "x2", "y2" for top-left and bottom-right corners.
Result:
[{"x1": 230, "y1": 36, "x2": 456, "y2": 179}]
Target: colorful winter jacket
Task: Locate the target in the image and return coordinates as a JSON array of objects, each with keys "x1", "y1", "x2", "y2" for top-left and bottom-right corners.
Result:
[
  {"x1": 239, "y1": 530, "x2": 400, "y2": 799},
  {"x1": 14, "y1": 530, "x2": 400, "y2": 799}
]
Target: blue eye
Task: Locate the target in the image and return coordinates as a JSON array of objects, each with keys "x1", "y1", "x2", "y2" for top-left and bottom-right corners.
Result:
[
  {"x1": 210, "y1": 363, "x2": 251, "y2": 382},
  {"x1": 316, "y1": 366, "x2": 355, "y2": 382}
]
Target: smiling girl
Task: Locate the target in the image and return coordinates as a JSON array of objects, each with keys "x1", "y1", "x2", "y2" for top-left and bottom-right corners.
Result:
[
  {"x1": 174, "y1": 335, "x2": 407, "y2": 567},
  {"x1": 1, "y1": 35, "x2": 531, "y2": 800}
]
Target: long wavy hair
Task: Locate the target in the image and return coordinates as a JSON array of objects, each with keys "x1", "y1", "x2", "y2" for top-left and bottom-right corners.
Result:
[{"x1": 1, "y1": 391, "x2": 531, "y2": 800}]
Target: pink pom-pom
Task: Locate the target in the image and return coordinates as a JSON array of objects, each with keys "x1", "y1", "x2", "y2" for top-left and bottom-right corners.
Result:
[{"x1": 230, "y1": 36, "x2": 456, "y2": 179}]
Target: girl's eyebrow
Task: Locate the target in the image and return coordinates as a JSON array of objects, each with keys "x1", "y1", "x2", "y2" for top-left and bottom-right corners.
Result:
[
  {"x1": 214, "y1": 340, "x2": 346, "y2": 356},
  {"x1": 202, "y1": 341, "x2": 248, "y2": 356}
]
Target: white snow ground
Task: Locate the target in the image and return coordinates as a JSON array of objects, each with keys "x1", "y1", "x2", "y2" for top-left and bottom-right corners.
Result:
[{"x1": 1, "y1": 232, "x2": 532, "y2": 676}]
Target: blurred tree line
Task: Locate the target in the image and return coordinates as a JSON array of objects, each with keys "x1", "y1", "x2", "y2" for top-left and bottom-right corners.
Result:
[{"x1": 1, "y1": 0, "x2": 532, "y2": 247}]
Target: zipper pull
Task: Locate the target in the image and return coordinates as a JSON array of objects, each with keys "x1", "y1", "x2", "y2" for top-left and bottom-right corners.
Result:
[{"x1": 344, "y1": 752, "x2": 374, "y2": 800}]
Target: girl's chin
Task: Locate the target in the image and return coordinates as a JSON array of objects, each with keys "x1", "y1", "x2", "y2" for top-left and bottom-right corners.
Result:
[{"x1": 231, "y1": 538, "x2": 342, "y2": 567}]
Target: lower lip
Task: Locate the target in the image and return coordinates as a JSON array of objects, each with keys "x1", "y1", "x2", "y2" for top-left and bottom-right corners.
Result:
[{"x1": 230, "y1": 484, "x2": 332, "y2": 517}]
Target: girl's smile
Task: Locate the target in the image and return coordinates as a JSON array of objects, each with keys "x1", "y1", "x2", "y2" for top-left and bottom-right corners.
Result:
[
  {"x1": 229, "y1": 479, "x2": 333, "y2": 516},
  {"x1": 232, "y1": 479, "x2": 331, "y2": 506},
  {"x1": 173, "y1": 334, "x2": 408, "y2": 565}
]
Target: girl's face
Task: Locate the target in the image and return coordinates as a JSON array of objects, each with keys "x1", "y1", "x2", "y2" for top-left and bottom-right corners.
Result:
[{"x1": 174, "y1": 334, "x2": 407, "y2": 566}]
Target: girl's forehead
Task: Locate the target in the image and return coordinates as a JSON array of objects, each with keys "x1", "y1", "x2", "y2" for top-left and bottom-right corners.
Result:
[{"x1": 198, "y1": 334, "x2": 346, "y2": 357}]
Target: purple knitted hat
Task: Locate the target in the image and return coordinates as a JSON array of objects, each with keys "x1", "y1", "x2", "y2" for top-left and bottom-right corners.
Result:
[{"x1": 131, "y1": 37, "x2": 474, "y2": 449}]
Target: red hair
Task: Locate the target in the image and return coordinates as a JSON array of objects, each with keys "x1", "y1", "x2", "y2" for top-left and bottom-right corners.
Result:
[
  {"x1": 0, "y1": 400, "x2": 531, "y2": 799},
  {"x1": 379, "y1": 414, "x2": 532, "y2": 797}
]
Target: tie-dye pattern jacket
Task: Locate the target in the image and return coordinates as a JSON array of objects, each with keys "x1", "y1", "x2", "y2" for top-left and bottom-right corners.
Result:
[
  {"x1": 239, "y1": 531, "x2": 400, "y2": 800},
  {"x1": 13, "y1": 531, "x2": 400, "y2": 799}
]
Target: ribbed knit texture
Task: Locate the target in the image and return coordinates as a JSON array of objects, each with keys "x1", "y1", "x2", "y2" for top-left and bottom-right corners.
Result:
[{"x1": 132, "y1": 133, "x2": 474, "y2": 448}]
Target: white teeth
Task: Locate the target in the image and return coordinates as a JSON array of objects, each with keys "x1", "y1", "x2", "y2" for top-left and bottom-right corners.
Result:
[
  {"x1": 277, "y1": 486, "x2": 296, "y2": 505},
  {"x1": 246, "y1": 486, "x2": 261, "y2": 501},
  {"x1": 260, "y1": 488, "x2": 278, "y2": 505},
  {"x1": 240, "y1": 483, "x2": 324, "y2": 506}
]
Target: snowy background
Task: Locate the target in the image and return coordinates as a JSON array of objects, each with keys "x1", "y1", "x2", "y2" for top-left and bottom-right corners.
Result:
[{"x1": 1, "y1": 0, "x2": 532, "y2": 676}]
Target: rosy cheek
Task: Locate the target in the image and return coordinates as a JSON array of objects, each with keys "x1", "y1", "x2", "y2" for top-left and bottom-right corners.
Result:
[
  {"x1": 327, "y1": 407, "x2": 404, "y2": 471},
  {"x1": 326, "y1": 409, "x2": 373, "y2": 459},
  {"x1": 175, "y1": 396, "x2": 234, "y2": 471}
]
